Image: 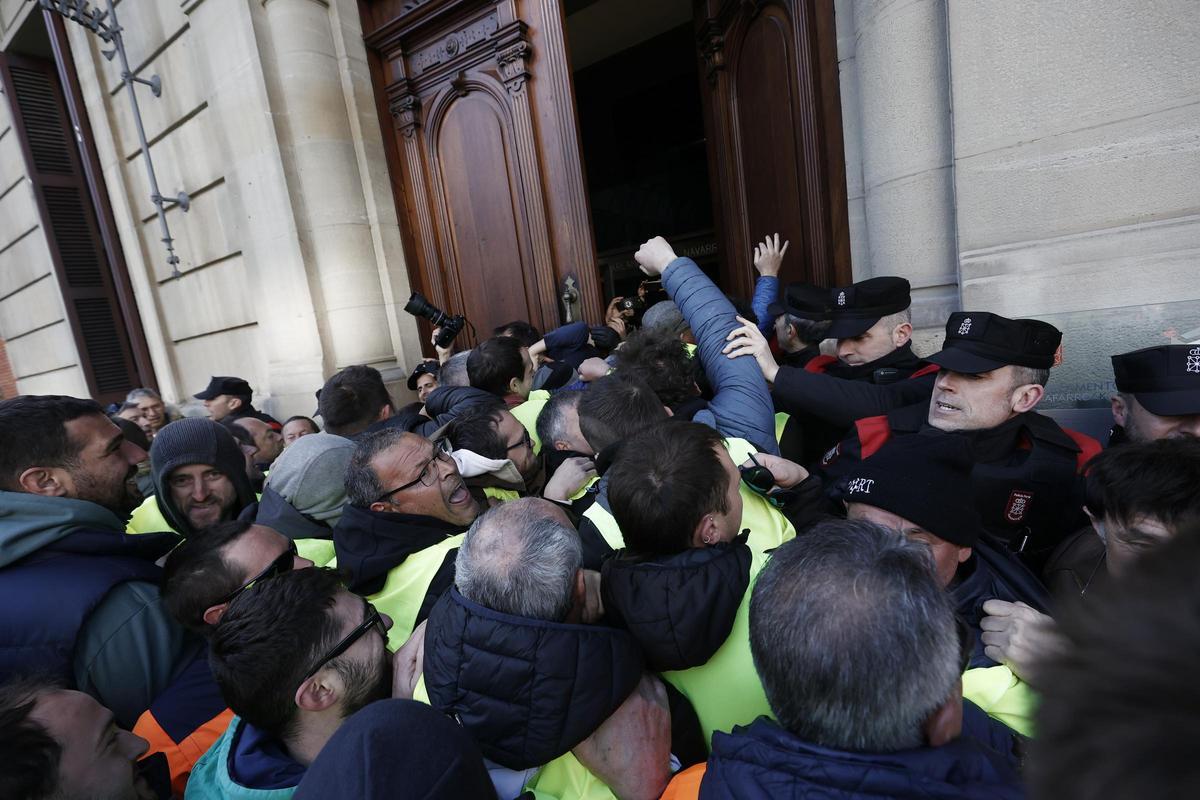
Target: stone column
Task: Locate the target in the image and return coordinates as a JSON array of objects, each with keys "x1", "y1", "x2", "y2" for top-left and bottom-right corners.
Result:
[{"x1": 838, "y1": 0, "x2": 959, "y2": 344}]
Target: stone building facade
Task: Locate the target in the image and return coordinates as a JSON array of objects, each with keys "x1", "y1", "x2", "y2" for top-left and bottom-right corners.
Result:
[{"x1": 0, "y1": 0, "x2": 1196, "y2": 418}]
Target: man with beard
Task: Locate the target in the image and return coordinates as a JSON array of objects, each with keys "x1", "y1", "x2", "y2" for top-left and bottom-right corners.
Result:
[
  {"x1": 0, "y1": 396, "x2": 199, "y2": 729},
  {"x1": 191, "y1": 568, "x2": 398, "y2": 799}
]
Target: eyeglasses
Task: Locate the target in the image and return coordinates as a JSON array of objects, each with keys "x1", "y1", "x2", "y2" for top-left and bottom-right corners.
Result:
[
  {"x1": 220, "y1": 540, "x2": 298, "y2": 605},
  {"x1": 507, "y1": 429, "x2": 533, "y2": 453},
  {"x1": 739, "y1": 452, "x2": 776, "y2": 496},
  {"x1": 301, "y1": 601, "x2": 388, "y2": 684},
  {"x1": 373, "y1": 438, "x2": 454, "y2": 504}
]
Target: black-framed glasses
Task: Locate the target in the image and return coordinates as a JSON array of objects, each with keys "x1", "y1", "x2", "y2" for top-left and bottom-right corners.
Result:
[
  {"x1": 507, "y1": 429, "x2": 533, "y2": 452},
  {"x1": 301, "y1": 602, "x2": 387, "y2": 684},
  {"x1": 220, "y1": 540, "x2": 298, "y2": 605},
  {"x1": 373, "y1": 438, "x2": 454, "y2": 504},
  {"x1": 739, "y1": 452, "x2": 776, "y2": 496}
]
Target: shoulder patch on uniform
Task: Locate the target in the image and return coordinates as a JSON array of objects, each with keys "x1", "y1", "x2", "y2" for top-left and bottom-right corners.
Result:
[{"x1": 1005, "y1": 490, "x2": 1033, "y2": 523}]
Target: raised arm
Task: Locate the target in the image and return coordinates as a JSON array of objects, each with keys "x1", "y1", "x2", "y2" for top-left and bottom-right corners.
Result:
[{"x1": 634, "y1": 236, "x2": 779, "y2": 454}]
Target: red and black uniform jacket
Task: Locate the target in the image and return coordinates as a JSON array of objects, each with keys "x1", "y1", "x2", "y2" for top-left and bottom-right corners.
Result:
[{"x1": 820, "y1": 404, "x2": 1102, "y2": 571}]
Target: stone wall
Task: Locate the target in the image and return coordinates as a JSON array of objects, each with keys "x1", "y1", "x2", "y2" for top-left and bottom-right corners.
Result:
[
  {"x1": 838, "y1": 0, "x2": 1200, "y2": 403},
  {"x1": 58, "y1": 0, "x2": 422, "y2": 419}
]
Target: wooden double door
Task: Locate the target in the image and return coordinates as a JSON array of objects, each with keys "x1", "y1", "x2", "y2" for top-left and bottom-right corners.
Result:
[{"x1": 360, "y1": 0, "x2": 849, "y2": 348}]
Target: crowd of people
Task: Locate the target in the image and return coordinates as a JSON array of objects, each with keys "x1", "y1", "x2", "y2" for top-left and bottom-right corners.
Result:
[{"x1": 1, "y1": 232, "x2": 1198, "y2": 799}]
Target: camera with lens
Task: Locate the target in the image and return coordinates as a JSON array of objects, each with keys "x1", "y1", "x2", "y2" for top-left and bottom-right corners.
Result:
[
  {"x1": 404, "y1": 292, "x2": 466, "y2": 349},
  {"x1": 617, "y1": 295, "x2": 645, "y2": 314}
]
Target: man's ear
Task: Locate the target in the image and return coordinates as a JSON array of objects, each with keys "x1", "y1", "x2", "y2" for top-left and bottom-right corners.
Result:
[
  {"x1": 1110, "y1": 393, "x2": 1128, "y2": 427},
  {"x1": 663, "y1": 406, "x2": 674, "y2": 418},
  {"x1": 1010, "y1": 383, "x2": 1044, "y2": 414},
  {"x1": 957, "y1": 546, "x2": 972, "y2": 565},
  {"x1": 563, "y1": 569, "x2": 588, "y2": 624},
  {"x1": 922, "y1": 679, "x2": 963, "y2": 747},
  {"x1": 507, "y1": 376, "x2": 521, "y2": 396},
  {"x1": 294, "y1": 671, "x2": 341, "y2": 714},
  {"x1": 228, "y1": 396, "x2": 244, "y2": 412},
  {"x1": 17, "y1": 467, "x2": 69, "y2": 498},
  {"x1": 376, "y1": 404, "x2": 394, "y2": 422},
  {"x1": 1083, "y1": 506, "x2": 1105, "y2": 541},
  {"x1": 892, "y1": 322, "x2": 913, "y2": 347},
  {"x1": 691, "y1": 514, "x2": 718, "y2": 548},
  {"x1": 202, "y1": 603, "x2": 230, "y2": 627},
  {"x1": 369, "y1": 500, "x2": 393, "y2": 514}
]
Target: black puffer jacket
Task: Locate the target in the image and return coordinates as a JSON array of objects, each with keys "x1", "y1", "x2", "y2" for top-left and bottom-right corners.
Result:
[
  {"x1": 600, "y1": 537, "x2": 751, "y2": 672},
  {"x1": 423, "y1": 587, "x2": 643, "y2": 771}
]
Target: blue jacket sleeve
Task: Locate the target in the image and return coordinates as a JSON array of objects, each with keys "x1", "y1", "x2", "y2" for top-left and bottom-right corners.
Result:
[
  {"x1": 751, "y1": 275, "x2": 779, "y2": 336},
  {"x1": 661, "y1": 257, "x2": 779, "y2": 455},
  {"x1": 542, "y1": 321, "x2": 590, "y2": 356}
]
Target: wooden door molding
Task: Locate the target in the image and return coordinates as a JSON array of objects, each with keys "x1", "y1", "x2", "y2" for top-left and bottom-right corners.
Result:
[
  {"x1": 694, "y1": 0, "x2": 850, "y2": 297},
  {"x1": 362, "y1": 0, "x2": 602, "y2": 349}
]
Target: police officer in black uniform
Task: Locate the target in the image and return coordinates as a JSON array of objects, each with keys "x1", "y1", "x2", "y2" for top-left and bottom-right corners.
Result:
[
  {"x1": 804, "y1": 276, "x2": 928, "y2": 383},
  {"x1": 1044, "y1": 343, "x2": 1200, "y2": 597},
  {"x1": 819, "y1": 311, "x2": 1102, "y2": 571},
  {"x1": 1108, "y1": 344, "x2": 1200, "y2": 445},
  {"x1": 769, "y1": 278, "x2": 934, "y2": 465},
  {"x1": 765, "y1": 282, "x2": 832, "y2": 370}
]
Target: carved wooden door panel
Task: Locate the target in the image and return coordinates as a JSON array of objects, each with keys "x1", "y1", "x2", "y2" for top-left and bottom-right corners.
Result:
[
  {"x1": 362, "y1": 0, "x2": 602, "y2": 346},
  {"x1": 694, "y1": 0, "x2": 851, "y2": 296}
]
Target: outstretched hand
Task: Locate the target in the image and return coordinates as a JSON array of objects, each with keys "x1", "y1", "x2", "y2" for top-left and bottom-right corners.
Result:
[
  {"x1": 742, "y1": 452, "x2": 808, "y2": 489},
  {"x1": 753, "y1": 233, "x2": 789, "y2": 277},
  {"x1": 723, "y1": 315, "x2": 780, "y2": 383}
]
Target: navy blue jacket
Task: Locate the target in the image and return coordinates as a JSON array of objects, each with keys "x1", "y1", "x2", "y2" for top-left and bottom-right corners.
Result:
[{"x1": 701, "y1": 718, "x2": 1024, "y2": 799}]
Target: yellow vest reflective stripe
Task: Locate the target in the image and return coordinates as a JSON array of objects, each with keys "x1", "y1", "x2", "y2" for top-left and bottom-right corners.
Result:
[
  {"x1": 512, "y1": 389, "x2": 552, "y2": 454},
  {"x1": 126, "y1": 495, "x2": 172, "y2": 534},
  {"x1": 774, "y1": 412, "x2": 790, "y2": 445},
  {"x1": 662, "y1": 547, "x2": 774, "y2": 748},
  {"x1": 363, "y1": 534, "x2": 464, "y2": 649},
  {"x1": 580, "y1": 438, "x2": 796, "y2": 558},
  {"x1": 483, "y1": 487, "x2": 522, "y2": 504},
  {"x1": 962, "y1": 665, "x2": 1038, "y2": 737},
  {"x1": 295, "y1": 537, "x2": 336, "y2": 567}
]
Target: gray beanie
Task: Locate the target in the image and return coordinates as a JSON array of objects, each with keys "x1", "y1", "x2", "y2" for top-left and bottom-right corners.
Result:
[
  {"x1": 641, "y1": 300, "x2": 689, "y2": 337},
  {"x1": 150, "y1": 418, "x2": 256, "y2": 537},
  {"x1": 265, "y1": 433, "x2": 355, "y2": 526}
]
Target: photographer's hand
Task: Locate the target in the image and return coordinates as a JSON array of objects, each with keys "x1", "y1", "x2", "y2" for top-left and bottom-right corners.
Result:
[{"x1": 431, "y1": 328, "x2": 453, "y2": 364}]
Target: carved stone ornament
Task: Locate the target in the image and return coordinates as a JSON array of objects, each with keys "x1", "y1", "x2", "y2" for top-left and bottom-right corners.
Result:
[
  {"x1": 496, "y1": 41, "x2": 531, "y2": 94},
  {"x1": 390, "y1": 94, "x2": 420, "y2": 138},
  {"x1": 450, "y1": 70, "x2": 471, "y2": 98}
]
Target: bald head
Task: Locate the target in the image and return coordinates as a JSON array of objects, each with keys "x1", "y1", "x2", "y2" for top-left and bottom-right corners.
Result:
[{"x1": 454, "y1": 498, "x2": 581, "y2": 622}]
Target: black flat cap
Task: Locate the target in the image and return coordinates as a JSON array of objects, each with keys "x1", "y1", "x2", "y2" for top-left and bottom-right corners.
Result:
[
  {"x1": 926, "y1": 312, "x2": 1061, "y2": 375},
  {"x1": 406, "y1": 360, "x2": 440, "y2": 391},
  {"x1": 194, "y1": 376, "x2": 252, "y2": 400},
  {"x1": 824, "y1": 277, "x2": 911, "y2": 339},
  {"x1": 767, "y1": 282, "x2": 832, "y2": 321},
  {"x1": 1112, "y1": 345, "x2": 1200, "y2": 417},
  {"x1": 834, "y1": 433, "x2": 984, "y2": 548}
]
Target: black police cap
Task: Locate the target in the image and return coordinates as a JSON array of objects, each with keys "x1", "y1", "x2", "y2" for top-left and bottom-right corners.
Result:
[
  {"x1": 1112, "y1": 345, "x2": 1200, "y2": 417},
  {"x1": 767, "y1": 282, "x2": 832, "y2": 322},
  {"x1": 194, "y1": 376, "x2": 253, "y2": 400},
  {"x1": 406, "y1": 360, "x2": 440, "y2": 391},
  {"x1": 833, "y1": 433, "x2": 983, "y2": 548},
  {"x1": 824, "y1": 277, "x2": 911, "y2": 339},
  {"x1": 926, "y1": 312, "x2": 1061, "y2": 375}
]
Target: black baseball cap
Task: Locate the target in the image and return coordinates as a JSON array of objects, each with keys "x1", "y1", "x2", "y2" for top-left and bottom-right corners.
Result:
[
  {"x1": 926, "y1": 312, "x2": 1061, "y2": 375},
  {"x1": 406, "y1": 361, "x2": 440, "y2": 391},
  {"x1": 834, "y1": 433, "x2": 983, "y2": 548},
  {"x1": 1112, "y1": 345, "x2": 1200, "y2": 417},
  {"x1": 767, "y1": 282, "x2": 832, "y2": 321},
  {"x1": 823, "y1": 277, "x2": 911, "y2": 339},
  {"x1": 194, "y1": 376, "x2": 253, "y2": 400}
]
